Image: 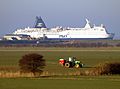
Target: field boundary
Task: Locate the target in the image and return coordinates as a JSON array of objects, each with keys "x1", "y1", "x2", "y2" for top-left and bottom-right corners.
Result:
[{"x1": 0, "y1": 49, "x2": 120, "y2": 52}]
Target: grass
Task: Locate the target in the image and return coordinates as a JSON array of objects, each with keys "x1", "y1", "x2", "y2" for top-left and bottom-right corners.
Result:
[
  {"x1": 0, "y1": 47, "x2": 120, "y2": 89},
  {"x1": 0, "y1": 47, "x2": 120, "y2": 73},
  {"x1": 0, "y1": 76, "x2": 120, "y2": 89}
]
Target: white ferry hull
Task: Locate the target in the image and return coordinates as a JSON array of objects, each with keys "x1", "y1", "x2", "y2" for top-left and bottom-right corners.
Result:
[
  {"x1": 40, "y1": 34, "x2": 114, "y2": 40},
  {"x1": 16, "y1": 32, "x2": 114, "y2": 40}
]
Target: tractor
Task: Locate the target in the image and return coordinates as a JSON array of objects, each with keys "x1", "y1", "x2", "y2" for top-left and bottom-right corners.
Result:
[{"x1": 59, "y1": 57, "x2": 84, "y2": 68}]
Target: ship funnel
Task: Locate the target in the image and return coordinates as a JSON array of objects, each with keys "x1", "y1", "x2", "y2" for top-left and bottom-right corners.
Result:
[
  {"x1": 84, "y1": 19, "x2": 91, "y2": 28},
  {"x1": 85, "y1": 19, "x2": 90, "y2": 24},
  {"x1": 34, "y1": 16, "x2": 47, "y2": 28}
]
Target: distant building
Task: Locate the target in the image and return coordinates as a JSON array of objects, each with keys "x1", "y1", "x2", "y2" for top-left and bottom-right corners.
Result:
[
  {"x1": 3, "y1": 34, "x2": 31, "y2": 40},
  {"x1": 0, "y1": 37, "x2": 2, "y2": 40}
]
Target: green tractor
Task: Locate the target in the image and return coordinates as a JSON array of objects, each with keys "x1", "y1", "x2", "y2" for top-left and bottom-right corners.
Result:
[{"x1": 59, "y1": 57, "x2": 84, "y2": 68}]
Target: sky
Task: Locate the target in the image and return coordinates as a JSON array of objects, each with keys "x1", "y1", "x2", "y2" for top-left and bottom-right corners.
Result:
[{"x1": 0, "y1": 0, "x2": 120, "y2": 39}]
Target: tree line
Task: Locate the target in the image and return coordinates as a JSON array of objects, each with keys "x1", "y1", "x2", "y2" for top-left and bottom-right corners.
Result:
[
  {"x1": 1, "y1": 41, "x2": 120, "y2": 47},
  {"x1": 0, "y1": 40, "x2": 120, "y2": 47}
]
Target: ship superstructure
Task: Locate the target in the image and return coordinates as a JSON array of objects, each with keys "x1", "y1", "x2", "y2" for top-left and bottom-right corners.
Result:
[{"x1": 13, "y1": 16, "x2": 114, "y2": 40}]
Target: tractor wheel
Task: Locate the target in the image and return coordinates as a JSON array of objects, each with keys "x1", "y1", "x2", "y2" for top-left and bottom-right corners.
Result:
[
  {"x1": 65, "y1": 63, "x2": 70, "y2": 68},
  {"x1": 75, "y1": 64, "x2": 80, "y2": 68},
  {"x1": 80, "y1": 64, "x2": 84, "y2": 68}
]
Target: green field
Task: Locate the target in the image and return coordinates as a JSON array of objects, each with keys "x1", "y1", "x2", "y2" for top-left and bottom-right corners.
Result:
[
  {"x1": 0, "y1": 47, "x2": 120, "y2": 89},
  {"x1": 0, "y1": 76, "x2": 120, "y2": 89}
]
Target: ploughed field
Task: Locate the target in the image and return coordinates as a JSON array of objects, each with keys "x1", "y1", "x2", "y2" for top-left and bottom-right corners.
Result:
[{"x1": 0, "y1": 47, "x2": 120, "y2": 89}]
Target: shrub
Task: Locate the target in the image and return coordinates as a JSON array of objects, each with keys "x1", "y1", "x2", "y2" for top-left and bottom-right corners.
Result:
[
  {"x1": 94, "y1": 62, "x2": 120, "y2": 75},
  {"x1": 19, "y1": 53, "x2": 45, "y2": 77}
]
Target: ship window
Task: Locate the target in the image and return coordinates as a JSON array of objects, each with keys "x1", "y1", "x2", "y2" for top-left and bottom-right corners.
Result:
[{"x1": 101, "y1": 29, "x2": 104, "y2": 31}]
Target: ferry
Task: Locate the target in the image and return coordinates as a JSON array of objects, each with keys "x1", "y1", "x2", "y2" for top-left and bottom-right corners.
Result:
[{"x1": 13, "y1": 16, "x2": 114, "y2": 40}]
